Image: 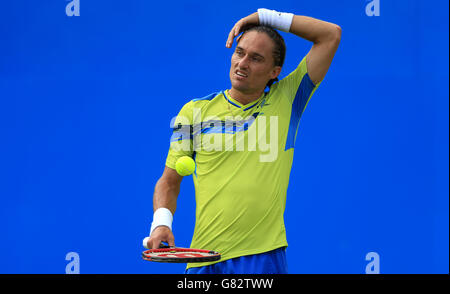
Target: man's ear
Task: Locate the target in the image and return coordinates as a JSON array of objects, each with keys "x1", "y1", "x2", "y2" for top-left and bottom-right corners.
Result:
[{"x1": 271, "y1": 66, "x2": 282, "y2": 80}]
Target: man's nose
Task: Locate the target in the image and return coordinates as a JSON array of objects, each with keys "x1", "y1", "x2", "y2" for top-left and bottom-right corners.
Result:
[{"x1": 238, "y1": 55, "x2": 250, "y2": 69}]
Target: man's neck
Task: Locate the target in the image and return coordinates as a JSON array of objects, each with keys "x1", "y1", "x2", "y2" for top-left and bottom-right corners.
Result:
[{"x1": 228, "y1": 88, "x2": 265, "y2": 105}]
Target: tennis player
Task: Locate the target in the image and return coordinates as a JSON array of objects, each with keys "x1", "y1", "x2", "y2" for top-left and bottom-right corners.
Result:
[{"x1": 145, "y1": 9, "x2": 341, "y2": 274}]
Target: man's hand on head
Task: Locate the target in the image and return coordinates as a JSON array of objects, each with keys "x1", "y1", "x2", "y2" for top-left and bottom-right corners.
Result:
[{"x1": 226, "y1": 12, "x2": 259, "y2": 48}]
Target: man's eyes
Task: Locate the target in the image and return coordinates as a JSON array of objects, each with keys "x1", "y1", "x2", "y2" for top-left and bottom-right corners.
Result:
[{"x1": 235, "y1": 51, "x2": 262, "y2": 61}]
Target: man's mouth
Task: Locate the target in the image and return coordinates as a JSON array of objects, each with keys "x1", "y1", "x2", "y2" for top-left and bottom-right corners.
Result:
[{"x1": 235, "y1": 70, "x2": 248, "y2": 78}]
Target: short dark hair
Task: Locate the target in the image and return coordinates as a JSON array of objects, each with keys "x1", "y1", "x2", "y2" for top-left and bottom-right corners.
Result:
[{"x1": 236, "y1": 25, "x2": 286, "y2": 88}]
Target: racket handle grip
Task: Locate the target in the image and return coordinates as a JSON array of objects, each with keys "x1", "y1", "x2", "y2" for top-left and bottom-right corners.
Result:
[{"x1": 142, "y1": 237, "x2": 150, "y2": 249}]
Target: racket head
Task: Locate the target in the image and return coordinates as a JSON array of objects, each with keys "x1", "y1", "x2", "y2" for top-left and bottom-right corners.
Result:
[{"x1": 142, "y1": 247, "x2": 221, "y2": 263}]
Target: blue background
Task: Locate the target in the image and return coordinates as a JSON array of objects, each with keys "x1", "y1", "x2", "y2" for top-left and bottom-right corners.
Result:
[{"x1": 0, "y1": 0, "x2": 448, "y2": 274}]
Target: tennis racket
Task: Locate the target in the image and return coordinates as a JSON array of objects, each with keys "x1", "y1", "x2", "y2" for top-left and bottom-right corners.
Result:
[{"x1": 142, "y1": 245, "x2": 221, "y2": 263}]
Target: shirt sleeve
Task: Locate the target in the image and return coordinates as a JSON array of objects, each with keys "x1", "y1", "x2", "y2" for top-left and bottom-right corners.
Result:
[
  {"x1": 165, "y1": 100, "x2": 195, "y2": 170},
  {"x1": 275, "y1": 56, "x2": 323, "y2": 150},
  {"x1": 276, "y1": 56, "x2": 322, "y2": 111}
]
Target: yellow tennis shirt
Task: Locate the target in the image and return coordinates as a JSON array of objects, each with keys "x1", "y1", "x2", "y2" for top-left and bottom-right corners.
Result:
[{"x1": 165, "y1": 56, "x2": 321, "y2": 269}]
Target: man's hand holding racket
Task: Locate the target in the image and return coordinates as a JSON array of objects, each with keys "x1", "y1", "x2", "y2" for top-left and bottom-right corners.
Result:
[
  {"x1": 144, "y1": 226, "x2": 175, "y2": 249},
  {"x1": 142, "y1": 226, "x2": 221, "y2": 263},
  {"x1": 142, "y1": 220, "x2": 221, "y2": 263}
]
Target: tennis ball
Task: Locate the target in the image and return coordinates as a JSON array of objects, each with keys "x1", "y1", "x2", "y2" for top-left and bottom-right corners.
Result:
[{"x1": 175, "y1": 156, "x2": 195, "y2": 176}]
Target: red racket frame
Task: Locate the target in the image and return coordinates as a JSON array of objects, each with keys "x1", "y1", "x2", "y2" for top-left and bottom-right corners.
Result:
[{"x1": 142, "y1": 247, "x2": 221, "y2": 263}]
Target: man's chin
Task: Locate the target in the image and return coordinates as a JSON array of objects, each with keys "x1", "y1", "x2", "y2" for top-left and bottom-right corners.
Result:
[{"x1": 230, "y1": 81, "x2": 250, "y2": 93}]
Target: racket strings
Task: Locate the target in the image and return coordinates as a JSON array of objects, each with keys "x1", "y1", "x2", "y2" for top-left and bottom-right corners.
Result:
[{"x1": 145, "y1": 247, "x2": 213, "y2": 253}]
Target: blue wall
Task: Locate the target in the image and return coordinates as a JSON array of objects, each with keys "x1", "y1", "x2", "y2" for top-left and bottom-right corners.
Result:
[{"x1": 0, "y1": 0, "x2": 448, "y2": 274}]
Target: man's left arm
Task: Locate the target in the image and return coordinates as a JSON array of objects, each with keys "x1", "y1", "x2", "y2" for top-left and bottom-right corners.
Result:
[{"x1": 288, "y1": 15, "x2": 341, "y2": 85}]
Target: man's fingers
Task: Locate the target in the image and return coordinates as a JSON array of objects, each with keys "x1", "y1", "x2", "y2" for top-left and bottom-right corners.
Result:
[
  {"x1": 226, "y1": 26, "x2": 236, "y2": 48},
  {"x1": 227, "y1": 20, "x2": 248, "y2": 48},
  {"x1": 151, "y1": 239, "x2": 161, "y2": 249},
  {"x1": 234, "y1": 24, "x2": 241, "y2": 36},
  {"x1": 226, "y1": 13, "x2": 260, "y2": 47},
  {"x1": 167, "y1": 235, "x2": 175, "y2": 247}
]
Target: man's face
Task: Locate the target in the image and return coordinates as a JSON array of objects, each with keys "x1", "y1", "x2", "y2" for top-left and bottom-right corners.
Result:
[{"x1": 230, "y1": 31, "x2": 281, "y2": 94}]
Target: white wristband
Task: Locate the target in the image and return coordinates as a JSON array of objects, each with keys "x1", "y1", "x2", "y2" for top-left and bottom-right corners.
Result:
[
  {"x1": 150, "y1": 207, "x2": 173, "y2": 236},
  {"x1": 257, "y1": 8, "x2": 294, "y2": 32}
]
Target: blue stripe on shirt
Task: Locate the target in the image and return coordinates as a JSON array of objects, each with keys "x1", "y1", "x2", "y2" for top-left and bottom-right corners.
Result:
[{"x1": 285, "y1": 73, "x2": 316, "y2": 150}]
